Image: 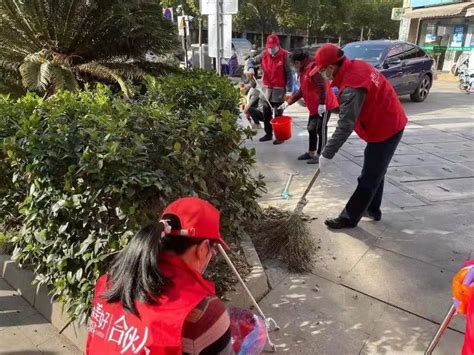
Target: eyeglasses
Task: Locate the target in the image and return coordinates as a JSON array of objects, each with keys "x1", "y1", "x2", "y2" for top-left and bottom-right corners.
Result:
[{"x1": 208, "y1": 240, "x2": 218, "y2": 257}]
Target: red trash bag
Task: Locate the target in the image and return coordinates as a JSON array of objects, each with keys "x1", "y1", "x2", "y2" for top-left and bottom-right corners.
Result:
[
  {"x1": 271, "y1": 116, "x2": 292, "y2": 141},
  {"x1": 229, "y1": 307, "x2": 268, "y2": 355}
]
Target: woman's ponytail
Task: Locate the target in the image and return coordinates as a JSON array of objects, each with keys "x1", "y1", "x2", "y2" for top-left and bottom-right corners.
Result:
[{"x1": 102, "y1": 222, "x2": 168, "y2": 317}]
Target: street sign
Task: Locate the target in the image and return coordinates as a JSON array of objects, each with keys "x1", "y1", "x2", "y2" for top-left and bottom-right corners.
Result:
[
  {"x1": 200, "y1": 0, "x2": 238, "y2": 15},
  {"x1": 208, "y1": 14, "x2": 232, "y2": 59},
  {"x1": 177, "y1": 16, "x2": 190, "y2": 36},
  {"x1": 391, "y1": 7, "x2": 404, "y2": 21}
]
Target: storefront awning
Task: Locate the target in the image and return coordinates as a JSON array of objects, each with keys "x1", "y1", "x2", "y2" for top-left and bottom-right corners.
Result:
[{"x1": 404, "y1": 2, "x2": 474, "y2": 19}]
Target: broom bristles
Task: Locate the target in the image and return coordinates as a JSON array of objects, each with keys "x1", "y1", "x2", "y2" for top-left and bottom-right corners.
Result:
[{"x1": 251, "y1": 207, "x2": 316, "y2": 273}]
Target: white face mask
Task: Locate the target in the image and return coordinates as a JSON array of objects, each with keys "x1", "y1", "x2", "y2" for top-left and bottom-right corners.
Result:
[
  {"x1": 268, "y1": 46, "x2": 279, "y2": 56},
  {"x1": 201, "y1": 241, "x2": 214, "y2": 274}
]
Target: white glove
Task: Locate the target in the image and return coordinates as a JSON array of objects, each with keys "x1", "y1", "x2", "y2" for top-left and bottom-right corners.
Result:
[
  {"x1": 278, "y1": 101, "x2": 289, "y2": 111},
  {"x1": 318, "y1": 155, "x2": 333, "y2": 171},
  {"x1": 318, "y1": 104, "x2": 327, "y2": 116}
]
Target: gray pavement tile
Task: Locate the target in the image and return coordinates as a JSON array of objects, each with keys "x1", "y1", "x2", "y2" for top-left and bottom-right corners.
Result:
[
  {"x1": 334, "y1": 160, "x2": 363, "y2": 177},
  {"x1": 404, "y1": 177, "x2": 474, "y2": 202},
  {"x1": 342, "y1": 248, "x2": 465, "y2": 332},
  {"x1": 460, "y1": 161, "x2": 474, "y2": 170},
  {"x1": 383, "y1": 192, "x2": 427, "y2": 208},
  {"x1": 439, "y1": 150, "x2": 474, "y2": 163},
  {"x1": 0, "y1": 293, "x2": 38, "y2": 330},
  {"x1": 454, "y1": 131, "x2": 474, "y2": 140},
  {"x1": 343, "y1": 142, "x2": 425, "y2": 158},
  {"x1": 259, "y1": 274, "x2": 376, "y2": 354},
  {"x1": 413, "y1": 141, "x2": 474, "y2": 154},
  {"x1": 360, "y1": 303, "x2": 465, "y2": 355},
  {"x1": 36, "y1": 336, "x2": 82, "y2": 354},
  {"x1": 387, "y1": 164, "x2": 474, "y2": 183},
  {"x1": 385, "y1": 154, "x2": 453, "y2": 167},
  {"x1": 263, "y1": 259, "x2": 290, "y2": 289},
  {"x1": 308, "y1": 220, "x2": 379, "y2": 282},
  {"x1": 401, "y1": 132, "x2": 467, "y2": 145},
  {"x1": 0, "y1": 326, "x2": 41, "y2": 353},
  {"x1": 418, "y1": 120, "x2": 474, "y2": 132},
  {"x1": 376, "y1": 219, "x2": 472, "y2": 272},
  {"x1": 9, "y1": 312, "x2": 61, "y2": 347}
]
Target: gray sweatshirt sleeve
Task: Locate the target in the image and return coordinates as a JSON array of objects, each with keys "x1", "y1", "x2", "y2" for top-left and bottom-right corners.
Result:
[
  {"x1": 251, "y1": 52, "x2": 264, "y2": 65},
  {"x1": 247, "y1": 88, "x2": 260, "y2": 108},
  {"x1": 322, "y1": 87, "x2": 366, "y2": 159},
  {"x1": 284, "y1": 55, "x2": 294, "y2": 92}
]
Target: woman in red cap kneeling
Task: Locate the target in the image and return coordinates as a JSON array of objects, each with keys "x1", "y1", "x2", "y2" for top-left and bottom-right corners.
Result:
[{"x1": 86, "y1": 197, "x2": 233, "y2": 355}]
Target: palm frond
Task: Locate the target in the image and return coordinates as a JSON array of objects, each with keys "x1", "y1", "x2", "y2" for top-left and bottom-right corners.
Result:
[
  {"x1": 19, "y1": 60, "x2": 50, "y2": 91},
  {"x1": 1, "y1": 0, "x2": 179, "y2": 96},
  {"x1": 76, "y1": 62, "x2": 133, "y2": 98},
  {"x1": 50, "y1": 65, "x2": 79, "y2": 92},
  {"x1": 19, "y1": 61, "x2": 40, "y2": 90}
]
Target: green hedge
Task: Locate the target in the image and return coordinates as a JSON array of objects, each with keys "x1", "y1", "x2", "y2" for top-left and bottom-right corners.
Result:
[{"x1": 0, "y1": 71, "x2": 264, "y2": 323}]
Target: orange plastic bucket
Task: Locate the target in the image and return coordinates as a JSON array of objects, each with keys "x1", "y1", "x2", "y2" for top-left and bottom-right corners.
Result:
[{"x1": 271, "y1": 116, "x2": 292, "y2": 141}]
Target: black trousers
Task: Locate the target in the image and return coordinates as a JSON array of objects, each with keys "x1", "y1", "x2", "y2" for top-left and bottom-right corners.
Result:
[
  {"x1": 262, "y1": 101, "x2": 284, "y2": 136},
  {"x1": 341, "y1": 129, "x2": 404, "y2": 224},
  {"x1": 308, "y1": 113, "x2": 331, "y2": 154},
  {"x1": 247, "y1": 107, "x2": 263, "y2": 125}
]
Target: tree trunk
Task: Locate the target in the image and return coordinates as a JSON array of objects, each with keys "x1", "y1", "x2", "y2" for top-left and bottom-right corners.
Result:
[{"x1": 306, "y1": 23, "x2": 310, "y2": 46}]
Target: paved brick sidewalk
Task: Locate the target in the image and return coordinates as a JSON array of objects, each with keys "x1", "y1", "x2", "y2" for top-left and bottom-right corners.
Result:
[
  {"x1": 252, "y1": 80, "x2": 473, "y2": 354},
  {"x1": 0, "y1": 277, "x2": 82, "y2": 353}
]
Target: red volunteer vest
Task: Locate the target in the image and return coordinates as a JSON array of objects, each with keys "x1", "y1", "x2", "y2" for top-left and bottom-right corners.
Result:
[
  {"x1": 462, "y1": 260, "x2": 474, "y2": 355},
  {"x1": 331, "y1": 59, "x2": 408, "y2": 143},
  {"x1": 463, "y1": 290, "x2": 474, "y2": 355},
  {"x1": 300, "y1": 61, "x2": 339, "y2": 116},
  {"x1": 261, "y1": 49, "x2": 288, "y2": 88},
  {"x1": 86, "y1": 253, "x2": 215, "y2": 355}
]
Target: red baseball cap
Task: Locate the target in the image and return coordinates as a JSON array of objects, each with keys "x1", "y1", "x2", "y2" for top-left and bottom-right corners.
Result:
[
  {"x1": 161, "y1": 197, "x2": 229, "y2": 250},
  {"x1": 266, "y1": 34, "x2": 280, "y2": 48},
  {"x1": 313, "y1": 44, "x2": 345, "y2": 72}
]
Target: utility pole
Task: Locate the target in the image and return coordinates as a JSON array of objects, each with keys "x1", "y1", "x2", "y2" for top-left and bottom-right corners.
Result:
[
  {"x1": 198, "y1": 17, "x2": 203, "y2": 69},
  {"x1": 215, "y1": 0, "x2": 224, "y2": 75},
  {"x1": 183, "y1": 16, "x2": 189, "y2": 68},
  {"x1": 215, "y1": 0, "x2": 220, "y2": 75}
]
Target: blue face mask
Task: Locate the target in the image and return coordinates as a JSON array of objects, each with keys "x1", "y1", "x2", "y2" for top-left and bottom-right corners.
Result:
[{"x1": 268, "y1": 46, "x2": 279, "y2": 56}]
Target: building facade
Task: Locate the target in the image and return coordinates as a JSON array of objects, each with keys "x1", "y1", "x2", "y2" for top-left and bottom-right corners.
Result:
[{"x1": 399, "y1": 0, "x2": 474, "y2": 71}]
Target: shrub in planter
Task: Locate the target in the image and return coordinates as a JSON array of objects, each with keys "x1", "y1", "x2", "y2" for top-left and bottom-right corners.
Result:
[{"x1": 0, "y1": 72, "x2": 264, "y2": 323}]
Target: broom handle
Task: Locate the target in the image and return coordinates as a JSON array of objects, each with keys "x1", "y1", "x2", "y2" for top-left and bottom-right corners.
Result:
[
  {"x1": 253, "y1": 78, "x2": 275, "y2": 117},
  {"x1": 217, "y1": 244, "x2": 267, "y2": 320},
  {"x1": 425, "y1": 304, "x2": 456, "y2": 355},
  {"x1": 298, "y1": 111, "x2": 328, "y2": 201}
]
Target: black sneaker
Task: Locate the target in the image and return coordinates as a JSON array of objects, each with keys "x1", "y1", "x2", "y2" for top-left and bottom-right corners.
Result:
[
  {"x1": 298, "y1": 152, "x2": 312, "y2": 160},
  {"x1": 324, "y1": 216, "x2": 358, "y2": 229},
  {"x1": 365, "y1": 210, "x2": 382, "y2": 221},
  {"x1": 273, "y1": 140, "x2": 284, "y2": 145},
  {"x1": 259, "y1": 134, "x2": 273, "y2": 142},
  {"x1": 307, "y1": 156, "x2": 319, "y2": 164}
]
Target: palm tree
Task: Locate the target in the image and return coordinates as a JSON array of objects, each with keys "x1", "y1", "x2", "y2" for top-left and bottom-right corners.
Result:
[{"x1": 0, "y1": 0, "x2": 178, "y2": 97}]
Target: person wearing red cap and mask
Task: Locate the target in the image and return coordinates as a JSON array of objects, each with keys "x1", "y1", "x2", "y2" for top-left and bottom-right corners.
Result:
[
  {"x1": 312, "y1": 44, "x2": 408, "y2": 229},
  {"x1": 247, "y1": 34, "x2": 293, "y2": 144},
  {"x1": 279, "y1": 51, "x2": 339, "y2": 164},
  {"x1": 86, "y1": 197, "x2": 233, "y2": 354}
]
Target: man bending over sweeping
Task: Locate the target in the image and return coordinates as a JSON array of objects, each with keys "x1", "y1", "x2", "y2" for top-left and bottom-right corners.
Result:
[{"x1": 313, "y1": 44, "x2": 408, "y2": 229}]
